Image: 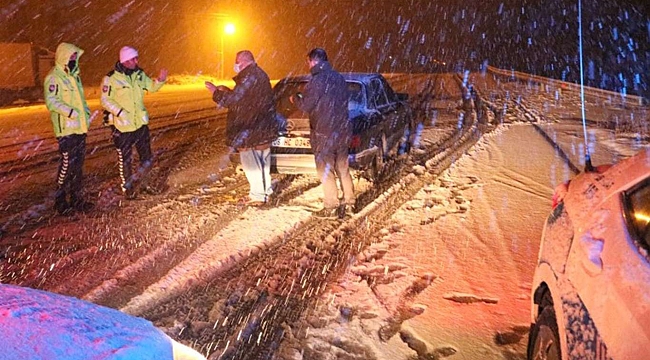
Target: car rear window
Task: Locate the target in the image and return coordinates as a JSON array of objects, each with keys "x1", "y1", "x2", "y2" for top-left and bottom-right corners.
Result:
[
  {"x1": 274, "y1": 81, "x2": 308, "y2": 119},
  {"x1": 624, "y1": 178, "x2": 650, "y2": 253},
  {"x1": 348, "y1": 83, "x2": 363, "y2": 104},
  {"x1": 274, "y1": 81, "x2": 364, "y2": 118}
]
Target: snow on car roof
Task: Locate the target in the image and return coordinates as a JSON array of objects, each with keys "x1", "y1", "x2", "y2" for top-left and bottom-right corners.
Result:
[{"x1": 277, "y1": 72, "x2": 381, "y2": 83}]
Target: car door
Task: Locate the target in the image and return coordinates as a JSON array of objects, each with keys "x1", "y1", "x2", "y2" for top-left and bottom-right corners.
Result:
[
  {"x1": 347, "y1": 81, "x2": 368, "y2": 154},
  {"x1": 564, "y1": 175, "x2": 650, "y2": 359},
  {"x1": 370, "y1": 77, "x2": 401, "y2": 152},
  {"x1": 359, "y1": 78, "x2": 384, "y2": 153}
]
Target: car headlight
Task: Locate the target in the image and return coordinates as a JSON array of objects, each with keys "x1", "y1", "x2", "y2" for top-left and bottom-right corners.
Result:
[{"x1": 169, "y1": 336, "x2": 206, "y2": 360}]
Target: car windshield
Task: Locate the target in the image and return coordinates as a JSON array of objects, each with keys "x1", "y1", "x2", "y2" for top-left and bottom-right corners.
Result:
[
  {"x1": 624, "y1": 178, "x2": 650, "y2": 252},
  {"x1": 274, "y1": 80, "x2": 363, "y2": 119}
]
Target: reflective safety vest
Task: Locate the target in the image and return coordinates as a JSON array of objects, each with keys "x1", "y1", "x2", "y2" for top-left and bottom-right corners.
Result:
[
  {"x1": 101, "y1": 65, "x2": 165, "y2": 133},
  {"x1": 44, "y1": 43, "x2": 90, "y2": 138}
]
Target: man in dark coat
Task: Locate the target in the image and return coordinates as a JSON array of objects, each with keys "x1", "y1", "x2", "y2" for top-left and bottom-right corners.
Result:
[
  {"x1": 293, "y1": 48, "x2": 354, "y2": 218},
  {"x1": 206, "y1": 50, "x2": 278, "y2": 205}
]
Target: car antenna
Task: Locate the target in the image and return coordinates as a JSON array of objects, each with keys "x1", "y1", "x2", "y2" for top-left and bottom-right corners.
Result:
[{"x1": 578, "y1": 0, "x2": 595, "y2": 172}]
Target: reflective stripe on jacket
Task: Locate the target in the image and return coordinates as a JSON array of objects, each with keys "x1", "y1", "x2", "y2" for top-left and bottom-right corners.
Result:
[
  {"x1": 44, "y1": 43, "x2": 90, "y2": 138},
  {"x1": 100, "y1": 63, "x2": 164, "y2": 133}
]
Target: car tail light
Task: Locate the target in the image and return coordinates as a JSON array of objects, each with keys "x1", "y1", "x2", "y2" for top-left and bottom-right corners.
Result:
[{"x1": 349, "y1": 135, "x2": 361, "y2": 149}]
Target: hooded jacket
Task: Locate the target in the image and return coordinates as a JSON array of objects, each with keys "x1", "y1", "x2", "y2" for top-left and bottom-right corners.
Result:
[
  {"x1": 213, "y1": 63, "x2": 278, "y2": 149},
  {"x1": 44, "y1": 43, "x2": 91, "y2": 138},
  {"x1": 296, "y1": 61, "x2": 350, "y2": 153},
  {"x1": 100, "y1": 61, "x2": 165, "y2": 133}
]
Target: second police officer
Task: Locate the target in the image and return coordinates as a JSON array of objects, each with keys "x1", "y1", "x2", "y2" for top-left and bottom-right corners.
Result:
[{"x1": 101, "y1": 46, "x2": 168, "y2": 199}]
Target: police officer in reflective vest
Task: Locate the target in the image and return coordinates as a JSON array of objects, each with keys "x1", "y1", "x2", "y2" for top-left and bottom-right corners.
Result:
[
  {"x1": 44, "y1": 42, "x2": 95, "y2": 215},
  {"x1": 100, "y1": 46, "x2": 167, "y2": 199}
]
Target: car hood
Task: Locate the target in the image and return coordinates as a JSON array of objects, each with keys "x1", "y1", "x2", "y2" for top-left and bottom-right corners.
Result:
[{"x1": 564, "y1": 149, "x2": 650, "y2": 224}]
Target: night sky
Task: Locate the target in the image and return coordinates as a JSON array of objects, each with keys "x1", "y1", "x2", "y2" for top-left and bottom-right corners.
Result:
[{"x1": 1, "y1": 0, "x2": 648, "y2": 96}]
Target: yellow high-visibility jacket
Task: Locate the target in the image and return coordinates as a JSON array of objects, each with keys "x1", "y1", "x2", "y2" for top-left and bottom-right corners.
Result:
[
  {"x1": 100, "y1": 63, "x2": 165, "y2": 133},
  {"x1": 44, "y1": 43, "x2": 91, "y2": 138}
]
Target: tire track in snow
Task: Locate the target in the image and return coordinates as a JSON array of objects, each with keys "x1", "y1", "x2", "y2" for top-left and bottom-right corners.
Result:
[
  {"x1": 120, "y1": 74, "x2": 474, "y2": 358},
  {"x1": 492, "y1": 169, "x2": 554, "y2": 202}
]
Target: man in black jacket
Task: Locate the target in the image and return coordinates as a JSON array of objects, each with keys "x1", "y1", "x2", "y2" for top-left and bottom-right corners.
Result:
[
  {"x1": 294, "y1": 48, "x2": 354, "y2": 218},
  {"x1": 206, "y1": 50, "x2": 278, "y2": 205}
]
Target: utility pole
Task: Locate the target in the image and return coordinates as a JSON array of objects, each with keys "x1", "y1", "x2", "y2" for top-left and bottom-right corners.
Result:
[{"x1": 208, "y1": 13, "x2": 236, "y2": 80}]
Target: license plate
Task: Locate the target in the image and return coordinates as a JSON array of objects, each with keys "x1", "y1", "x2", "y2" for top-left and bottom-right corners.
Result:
[{"x1": 272, "y1": 136, "x2": 311, "y2": 148}]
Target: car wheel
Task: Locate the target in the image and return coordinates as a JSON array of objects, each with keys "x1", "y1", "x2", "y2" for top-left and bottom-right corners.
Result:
[
  {"x1": 398, "y1": 122, "x2": 413, "y2": 155},
  {"x1": 368, "y1": 135, "x2": 386, "y2": 182},
  {"x1": 528, "y1": 294, "x2": 562, "y2": 360}
]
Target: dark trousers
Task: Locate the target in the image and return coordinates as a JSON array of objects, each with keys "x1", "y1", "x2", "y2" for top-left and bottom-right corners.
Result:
[
  {"x1": 112, "y1": 126, "x2": 152, "y2": 192},
  {"x1": 55, "y1": 134, "x2": 86, "y2": 205}
]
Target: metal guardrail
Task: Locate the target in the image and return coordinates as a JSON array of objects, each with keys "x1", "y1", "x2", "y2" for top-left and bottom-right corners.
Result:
[{"x1": 486, "y1": 65, "x2": 647, "y2": 107}]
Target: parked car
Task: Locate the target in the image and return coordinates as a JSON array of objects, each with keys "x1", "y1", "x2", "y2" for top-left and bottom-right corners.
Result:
[
  {"x1": 231, "y1": 73, "x2": 414, "y2": 181},
  {"x1": 0, "y1": 284, "x2": 205, "y2": 360},
  {"x1": 527, "y1": 150, "x2": 650, "y2": 360}
]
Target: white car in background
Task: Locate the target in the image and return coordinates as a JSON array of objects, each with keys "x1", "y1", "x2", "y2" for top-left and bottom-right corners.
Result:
[
  {"x1": 0, "y1": 284, "x2": 205, "y2": 360},
  {"x1": 527, "y1": 149, "x2": 650, "y2": 359}
]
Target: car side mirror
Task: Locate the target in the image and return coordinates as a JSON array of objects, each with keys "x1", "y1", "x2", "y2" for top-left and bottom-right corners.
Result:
[{"x1": 396, "y1": 93, "x2": 409, "y2": 101}]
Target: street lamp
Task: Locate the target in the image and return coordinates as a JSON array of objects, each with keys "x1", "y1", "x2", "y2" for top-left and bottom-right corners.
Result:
[
  {"x1": 224, "y1": 23, "x2": 236, "y2": 36},
  {"x1": 220, "y1": 23, "x2": 236, "y2": 79}
]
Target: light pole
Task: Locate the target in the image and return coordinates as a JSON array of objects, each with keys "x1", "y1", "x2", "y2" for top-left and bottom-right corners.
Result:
[{"x1": 220, "y1": 22, "x2": 236, "y2": 79}]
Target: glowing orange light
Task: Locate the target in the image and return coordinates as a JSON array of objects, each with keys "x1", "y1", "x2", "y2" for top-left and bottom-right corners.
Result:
[
  {"x1": 635, "y1": 212, "x2": 650, "y2": 224},
  {"x1": 224, "y1": 23, "x2": 235, "y2": 35}
]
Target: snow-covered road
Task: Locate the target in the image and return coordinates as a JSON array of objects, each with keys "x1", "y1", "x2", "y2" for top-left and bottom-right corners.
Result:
[
  {"x1": 284, "y1": 119, "x2": 647, "y2": 360},
  {"x1": 0, "y1": 84, "x2": 221, "y2": 165},
  {"x1": 281, "y1": 124, "x2": 560, "y2": 359},
  {"x1": 1, "y1": 71, "x2": 647, "y2": 360},
  {"x1": 272, "y1": 70, "x2": 650, "y2": 359}
]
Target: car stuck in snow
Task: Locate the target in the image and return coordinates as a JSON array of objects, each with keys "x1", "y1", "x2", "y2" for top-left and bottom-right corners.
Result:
[{"x1": 232, "y1": 73, "x2": 415, "y2": 181}]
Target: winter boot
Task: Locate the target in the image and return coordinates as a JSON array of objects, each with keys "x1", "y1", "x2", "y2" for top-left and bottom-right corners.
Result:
[
  {"x1": 124, "y1": 187, "x2": 137, "y2": 200},
  {"x1": 342, "y1": 204, "x2": 355, "y2": 217},
  {"x1": 313, "y1": 207, "x2": 339, "y2": 219},
  {"x1": 71, "y1": 197, "x2": 95, "y2": 213},
  {"x1": 122, "y1": 182, "x2": 137, "y2": 200},
  {"x1": 141, "y1": 184, "x2": 161, "y2": 195},
  {"x1": 54, "y1": 197, "x2": 73, "y2": 216}
]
